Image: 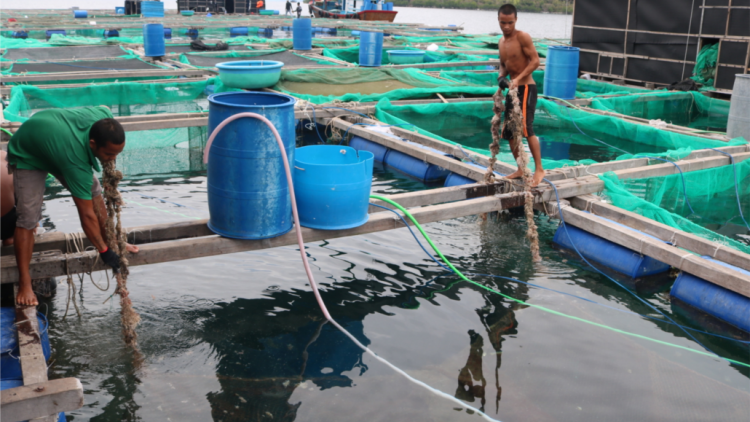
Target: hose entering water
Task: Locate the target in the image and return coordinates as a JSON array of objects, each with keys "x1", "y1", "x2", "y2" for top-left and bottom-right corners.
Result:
[{"x1": 205, "y1": 112, "x2": 503, "y2": 422}]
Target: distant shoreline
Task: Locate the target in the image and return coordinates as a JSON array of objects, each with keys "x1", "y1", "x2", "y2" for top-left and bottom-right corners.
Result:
[
  {"x1": 389, "y1": 1, "x2": 573, "y2": 14},
  {"x1": 393, "y1": 6, "x2": 572, "y2": 14}
]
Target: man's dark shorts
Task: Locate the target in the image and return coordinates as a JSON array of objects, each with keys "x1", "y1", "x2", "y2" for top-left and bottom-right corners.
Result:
[
  {"x1": 1, "y1": 206, "x2": 17, "y2": 241},
  {"x1": 501, "y1": 84, "x2": 538, "y2": 140}
]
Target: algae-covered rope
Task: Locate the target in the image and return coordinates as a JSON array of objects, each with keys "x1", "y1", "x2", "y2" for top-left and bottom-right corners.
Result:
[
  {"x1": 488, "y1": 83, "x2": 541, "y2": 262},
  {"x1": 101, "y1": 161, "x2": 141, "y2": 350}
]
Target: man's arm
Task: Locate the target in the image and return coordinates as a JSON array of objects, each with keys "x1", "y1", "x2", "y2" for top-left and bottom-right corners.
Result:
[
  {"x1": 511, "y1": 32, "x2": 540, "y2": 87},
  {"x1": 498, "y1": 39, "x2": 508, "y2": 79},
  {"x1": 72, "y1": 196, "x2": 108, "y2": 252}
]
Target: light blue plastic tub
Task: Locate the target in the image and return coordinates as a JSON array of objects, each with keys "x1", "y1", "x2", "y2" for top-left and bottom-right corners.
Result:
[
  {"x1": 216, "y1": 60, "x2": 284, "y2": 89},
  {"x1": 387, "y1": 50, "x2": 425, "y2": 64},
  {"x1": 181, "y1": 10, "x2": 195, "y2": 16},
  {"x1": 293, "y1": 145, "x2": 374, "y2": 230}
]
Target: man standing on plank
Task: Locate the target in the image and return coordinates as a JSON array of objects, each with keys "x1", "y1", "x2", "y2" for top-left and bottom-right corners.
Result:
[
  {"x1": 497, "y1": 3, "x2": 546, "y2": 187},
  {"x1": 6, "y1": 106, "x2": 139, "y2": 306}
]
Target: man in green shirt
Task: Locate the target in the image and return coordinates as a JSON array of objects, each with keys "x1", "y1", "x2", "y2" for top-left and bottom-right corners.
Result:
[{"x1": 6, "y1": 106, "x2": 139, "y2": 306}]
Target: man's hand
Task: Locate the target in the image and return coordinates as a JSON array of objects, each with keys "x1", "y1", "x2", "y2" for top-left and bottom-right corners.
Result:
[
  {"x1": 100, "y1": 247, "x2": 121, "y2": 274},
  {"x1": 510, "y1": 78, "x2": 520, "y2": 90},
  {"x1": 498, "y1": 78, "x2": 510, "y2": 90}
]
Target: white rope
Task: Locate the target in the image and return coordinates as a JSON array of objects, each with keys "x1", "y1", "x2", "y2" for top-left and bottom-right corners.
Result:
[{"x1": 680, "y1": 0, "x2": 698, "y2": 80}]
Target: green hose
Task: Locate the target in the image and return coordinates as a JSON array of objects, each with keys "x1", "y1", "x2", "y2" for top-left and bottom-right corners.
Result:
[
  {"x1": 369, "y1": 194, "x2": 750, "y2": 368},
  {"x1": 1, "y1": 128, "x2": 13, "y2": 137}
]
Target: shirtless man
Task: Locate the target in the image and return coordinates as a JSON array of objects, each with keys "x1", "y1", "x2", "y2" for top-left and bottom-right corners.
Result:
[{"x1": 497, "y1": 3, "x2": 545, "y2": 187}]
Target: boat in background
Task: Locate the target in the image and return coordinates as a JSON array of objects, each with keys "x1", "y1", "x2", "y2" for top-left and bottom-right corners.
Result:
[{"x1": 311, "y1": 0, "x2": 398, "y2": 22}]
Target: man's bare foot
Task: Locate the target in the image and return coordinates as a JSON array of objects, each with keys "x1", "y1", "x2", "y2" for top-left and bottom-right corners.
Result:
[
  {"x1": 16, "y1": 281, "x2": 38, "y2": 306},
  {"x1": 531, "y1": 169, "x2": 546, "y2": 187},
  {"x1": 126, "y1": 243, "x2": 139, "y2": 254},
  {"x1": 504, "y1": 169, "x2": 524, "y2": 179}
]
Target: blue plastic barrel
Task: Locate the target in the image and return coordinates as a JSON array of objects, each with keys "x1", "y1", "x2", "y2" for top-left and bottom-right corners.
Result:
[
  {"x1": 261, "y1": 28, "x2": 274, "y2": 38},
  {"x1": 359, "y1": 31, "x2": 384, "y2": 67},
  {"x1": 444, "y1": 172, "x2": 476, "y2": 187},
  {"x1": 293, "y1": 145, "x2": 374, "y2": 230},
  {"x1": 143, "y1": 23, "x2": 165, "y2": 57},
  {"x1": 115, "y1": 6, "x2": 125, "y2": 14},
  {"x1": 543, "y1": 46, "x2": 580, "y2": 100},
  {"x1": 293, "y1": 18, "x2": 312, "y2": 50},
  {"x1": 46, "y1": 29, "x2": 66, "y2": 40},
  {"x1": 74, "y1": 10, "x2": 88, "y2": 18},
  {"x1": 385, "y1": 149, "x2": 449, "y2": 183},
  {"x1": 206, "y1": 92, "x2": 297, "y2": 239},
  {"x1": 349, "y1": 136, "x2": 390, "y2": 162},
  {"x1": 12, "y1": 31, "x2": 28, "y2": 39},
  {"x1": 671, "y1": 257, "x2": 750, "y2": 333},
  {"x1": 187, "y1": 28, "x2": 199, "y2": 39},
  {"x1": 539, "y1": 137, "x2": 571, "y2": 160},
  {"x1": 230, "y1": 26, "x2": 249, "y2": 37},
  {"x1": 553, "y1": 219, "x2": 670, "y2": 278},
  {"x1": 1, "y1": 307, "x2": 51, "y2": 381},
  {"x1": 352, "y1": 30, "x2": 361, "y2": 36},
  {"x1": 141, "y1": 0, "x2": 165, "y2": 17},
  {"x1": 164, "y1": 28, "x2": 172, "y2": 39},
  {"x1": 103, "y1": 29, "x2": 119, "y2": 38}
]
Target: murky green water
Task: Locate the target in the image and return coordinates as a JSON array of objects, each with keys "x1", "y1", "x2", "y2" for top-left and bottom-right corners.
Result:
[{"x1": 32, "y1": 143, "x2": 750, "y2": 422}]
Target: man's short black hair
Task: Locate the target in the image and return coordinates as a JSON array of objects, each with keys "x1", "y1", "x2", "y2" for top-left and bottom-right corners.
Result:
[
  {"x1": 89, "y1": 118, "x2": 125, "y2": 148},
  {"x1": 498, "y1": 3, "x2": 517, "y2": 17}
]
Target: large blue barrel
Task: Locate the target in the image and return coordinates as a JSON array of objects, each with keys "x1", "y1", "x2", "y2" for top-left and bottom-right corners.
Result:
[
  {"x1": 74, "y1": 10, "x2": 88, "y2": 18},
  {"x1": 444, "y1": 172, "x2": 476, "y2": 187},
  {"x1": 543, "y1": 46, "x2": 580, "y2": 100},
  {"x1": 359, "y1": 31, "x2": 384, "y2": 67},
  {"x1": 671, "y1": 257, "x2": 750, "y2": 333},
  {"x1": 103, "y1": 29, "x2": 120, "y2": 38},
  {"x1": 553, "y1": 220, "x2": 670, "y2": 278},
  {"x1": 163, "y1": 28, "x2": 172, "y2": 39},
  {"x1": 187, "y1": 28, "x2": 199, "y2": 39},
  {"x1": 293, "y1": 18, "x2": 312, "y2": 50},
  {"x1": 46, "y1": 29, "x2": 66, "y2": 40},
  {"x1": 293, "y1": 145, "x2": 374, "y2": 230},
  {"x1": 384, "y1": 149, "x2": 449, "y2": 183},
  {"x1": 206, "y1": 92, "x2": 297, "y2": 239},
  {"x1": 349, "y1": 136, "x2": 389, "y2": 162},
  {"x1": 230, "y1": 26, "x2": 249, "y2": 37},
  {"x1": 143, "y1": 23, "x2": 165, "y2": 57}
]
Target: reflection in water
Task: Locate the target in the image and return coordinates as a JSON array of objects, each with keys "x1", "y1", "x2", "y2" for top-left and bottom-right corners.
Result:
[{"x1": 196, "y1": 288, "x2": 372, "y2": 421}]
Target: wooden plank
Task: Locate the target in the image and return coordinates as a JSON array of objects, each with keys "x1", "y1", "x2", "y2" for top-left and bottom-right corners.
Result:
[
  {"x1": 1, "y1": 191, "x2": 531, "y2": 282},
  {"x1": 14, "y1": 288, "x2": 48, "y2": 386},
  {"x1": 0, "y1": 378, "x2": 84, "y2": 422},
  {"x1": 329, "y1": 117, "x2": 489, "y2": 181},
  {"x1": 1, "y1": 182, "x2": 509, "y2": 256},
  {"x1": 0, "y1": 69, "x2": 213, "y2": 83},
  {"x1": 387, "y1": 60, "x2": 500, "y2": 70},
  {"x1": 559, "y1": 205, "x2": 750, "y2": 297},
  {"x1": 569, "y1": 195, "x2": 750, "y2": 273}
]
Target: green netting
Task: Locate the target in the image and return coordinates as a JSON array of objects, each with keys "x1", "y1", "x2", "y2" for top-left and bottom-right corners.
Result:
[
  {"x1": 322, "y1": 45, "x2": 494, "y2": 70},
  {"x1": 178, "y1": 49, "x2": 287, "y2": 67},
  {"x1": 599, "y1": 160, "x2": 750, "y2": 254},
  {"x1": 4, "y1": 78, "x2": 245, "y2": 175},
  {"x1": 691, "y1": 43, "x2": 718, "y2": 88},
  {"x1": 275, "y1": 67, "x2": 495, "y2": 104},
  {"x1": 4, "y1": 78, "x2": 242, "y2": 169},
  {"x1": 589, "y1": 91, "x2": 730, "y2": 132},
  {"x1": 0, "y1": 54, "x2": 171, "y2": 76},
  {"x1": 373, "y1": 98, "x2": 743, "y2": 171},
  {"x1": 439, "y1": 70, "x2": 651, "y2": 98}
]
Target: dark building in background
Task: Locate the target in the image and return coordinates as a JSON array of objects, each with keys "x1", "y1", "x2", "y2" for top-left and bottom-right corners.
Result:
[
  {"x1": 177, "y1": 0, "x2": 262, "y2": 14},
  {"x1": 571, "y1": 0, "x2": 750, "y2": 91}
]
